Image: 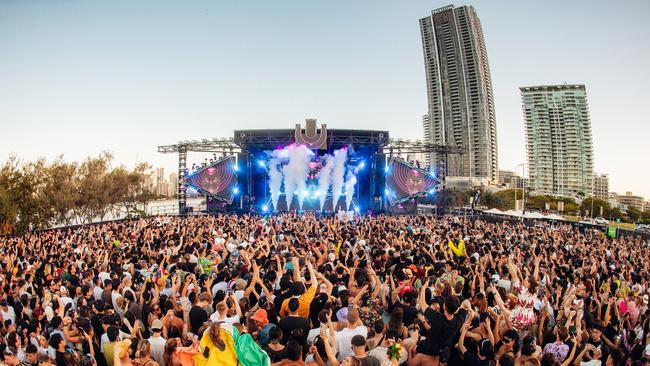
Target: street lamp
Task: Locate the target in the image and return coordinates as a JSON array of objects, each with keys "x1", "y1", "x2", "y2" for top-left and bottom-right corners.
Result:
[{"x1": 515, "y1": 163, "x2": 525, "y2": 211}]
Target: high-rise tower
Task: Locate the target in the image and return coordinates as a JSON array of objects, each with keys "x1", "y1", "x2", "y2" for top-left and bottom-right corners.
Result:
[
  {"x1": 420, "y1": 5, "x2": 498, "y2": 185},
  {"x1": 521, "y1": 84, "x2": 594, "y2": 197}
]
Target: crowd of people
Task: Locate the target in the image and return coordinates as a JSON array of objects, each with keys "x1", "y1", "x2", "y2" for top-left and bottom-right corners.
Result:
[{"x1": 0, "y1": 213, "x2": 648, "y2": 366}]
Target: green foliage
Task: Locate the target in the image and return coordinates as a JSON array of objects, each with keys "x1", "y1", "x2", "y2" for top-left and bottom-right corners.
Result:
[
  {"x1": 626, "y1": 208, "x2": 641, "y2": 223},
  {"x1": 478, "y1": 189, "x2": 579, "y2": 213},
  {"x1": 0, "y1": 153, "x2": 154, "y2": 234},
  {"x1": 579, "y1": 198, "x2": 611, "y2": 218}
]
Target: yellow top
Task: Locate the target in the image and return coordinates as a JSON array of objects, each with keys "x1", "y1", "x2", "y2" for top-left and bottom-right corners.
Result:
[{"x1": 194, "y1": 328, "x2": 237, "y2": 366}]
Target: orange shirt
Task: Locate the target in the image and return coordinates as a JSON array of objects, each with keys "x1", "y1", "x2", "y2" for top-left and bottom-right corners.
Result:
[{"x1": 279, "y1": 284, "x2": 317, "y2": 318}]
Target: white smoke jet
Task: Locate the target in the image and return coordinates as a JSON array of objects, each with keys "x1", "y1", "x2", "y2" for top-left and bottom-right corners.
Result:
[
  {"x1": 344, "y1": 170, "x2": 357, "y2": 210},
  {"x1": 330, "y1": 148, "x2": 347, "y2": 210},
  {"x1": 317, "y1": 155, "x2": 335, "y2": 210},
  {"x1": 282, "y1": 145, "x2": 313, "y2": 210},
  {"x1": 268, "y1": 148, "x2": 289, "y2": 211}
]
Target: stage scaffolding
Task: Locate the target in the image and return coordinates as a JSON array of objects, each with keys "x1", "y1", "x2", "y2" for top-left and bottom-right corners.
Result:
[{"x1": 158, "y1": 137, "x2": 465, "y2": 214}]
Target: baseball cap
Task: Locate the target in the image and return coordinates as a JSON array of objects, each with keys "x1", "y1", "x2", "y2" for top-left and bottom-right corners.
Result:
[
  {"x1": 151, "y1": 319, "x2": 163, "y2": 331},
  {"x1": 336, "y1": 307, "x2": 349, "y2": 323}
]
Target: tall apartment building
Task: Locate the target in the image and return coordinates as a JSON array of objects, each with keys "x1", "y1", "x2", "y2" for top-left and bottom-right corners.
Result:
[
  {"x1": 592, "y1": 173, "x2": 609, "y2": 201},
  {"x1": 420, "y1": 4, "x2": 498, "y2": 185},
  {"x1": 521, "y1": 85, "x2": 594, "y2": 197}
]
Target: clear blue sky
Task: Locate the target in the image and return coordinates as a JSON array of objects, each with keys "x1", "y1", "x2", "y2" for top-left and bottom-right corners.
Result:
[{"x1": 1, "y1": 0, "x2": 648, "y2": 198}]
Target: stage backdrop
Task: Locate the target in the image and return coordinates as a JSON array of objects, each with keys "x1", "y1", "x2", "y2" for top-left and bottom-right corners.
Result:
[
  {"x1": 385, "y1": 157, "x2": 438, "y2": 205},
  {"x1": 185, "y1": 156, "x2": 237, "y2": 204}
]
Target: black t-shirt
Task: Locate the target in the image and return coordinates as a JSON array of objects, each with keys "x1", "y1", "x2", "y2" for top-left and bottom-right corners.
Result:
[
  {"x1": 55, "y1": 351, "x2": 67, "y2": 366},
  {"x1": 462, "y1": 351, "x2": 493, "y2": 366},
  {"x1": 278, "y1": 315, "x2": 310, "y2": 344},
  {"x1": 262, "y1": 345, "x2": 287, "y2": 363},
  {"x1": 189, "y1": 306, "x2": 208, "y2": 335},
  {"x1": 417, "y1": 307, "x2": 467, "y2": 355},
  {"x1": 274, "y1": 291, "x2": 290, "y2": 315}
]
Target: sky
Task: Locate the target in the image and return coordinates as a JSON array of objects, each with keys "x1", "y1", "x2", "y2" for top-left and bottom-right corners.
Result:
[{"x1": 1, "y1": 0, "x2": 649, "y2": 198}]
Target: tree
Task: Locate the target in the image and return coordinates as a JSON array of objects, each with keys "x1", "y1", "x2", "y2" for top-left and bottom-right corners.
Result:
[
  {"x1": 610, "y1": 207, "x2": 623, "y2": 221},
  {"x1": 626, "y1": 208, "x2": 641, "y2": 223},
  {"x1": 0, "y1": 154, "x2": 157, "y2": 233},
  {"x1": 42, "y1": 157, "x2": 79, "y2": 226},
  {"x1": 580, "y1": 198, "x2": 611, "y2": 218},
  {"x1": 641, "y1": 211, "x2": 650, "y2": 224}
]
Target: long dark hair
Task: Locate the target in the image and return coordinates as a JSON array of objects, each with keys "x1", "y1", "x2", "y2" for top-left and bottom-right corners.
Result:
[{"x1": 209, "y1": 322, "x2": 225, "y2": 349}]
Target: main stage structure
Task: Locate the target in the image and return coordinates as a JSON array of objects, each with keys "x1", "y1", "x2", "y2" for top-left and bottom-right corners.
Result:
[{"x1": 158, "y1": 120, "x2": 464, "y2": 214}]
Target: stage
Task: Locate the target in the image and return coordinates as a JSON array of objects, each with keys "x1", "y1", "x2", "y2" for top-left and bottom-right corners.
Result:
[{"x1": 158, "y1": 119, "x2": 451, "y2": 214}]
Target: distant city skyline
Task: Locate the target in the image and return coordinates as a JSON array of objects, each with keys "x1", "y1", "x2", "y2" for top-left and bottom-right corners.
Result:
[{"x1": 0, "y1": 0, "x2": 648, "y2": 197}]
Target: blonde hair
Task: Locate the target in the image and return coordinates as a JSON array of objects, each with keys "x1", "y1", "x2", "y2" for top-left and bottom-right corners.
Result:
[{"x1": 136, "y1": 340, "x2": 151, "y2": 358}]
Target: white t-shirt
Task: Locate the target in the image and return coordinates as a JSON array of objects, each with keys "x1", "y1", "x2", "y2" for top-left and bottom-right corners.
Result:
[
  {"x1": 209, "y1": 312, "x2": 240, "y2": 325},
  {"x1": 111, "y1": 292, "x2": 123, "y2": 310},
  {"x1": 59, "y1": 296, "x2": 74, "y2": 310},
  {"x1": 335, "y1": 325, "x2": 368, "y2": 362},
  {"x1": 1, "y1": 306, "x2": 16, "y2": 324},
  {"x1": 580, "y1": 360, "x2": 601, "y2": 366},
  {"x1": 98, "y1": 272, "x2": 111, "y2": 284},
  {"x1": 234, "y1": 289, "x2": 245, "y2": 301},
  {"x1": 148, "y1": 335, "x2": 166, "y2": 365},
  {"x1": 100, "y1": 330, "x2": 130, "y2": 351},
  {"x1": 307, "y1": 328, "x2": 320, "y2": 344},
  {"x1": 93, "y1": 286, "x2": 104, "y2": 301}
]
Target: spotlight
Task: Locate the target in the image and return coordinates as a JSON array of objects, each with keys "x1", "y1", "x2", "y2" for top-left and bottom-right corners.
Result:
[
  {"x1": 354, "y1": 207, "x2": 360, "y2": 213},
  {"x1": 262, "y1": 205, "x2": 268, "y2": 212},
  {"x1": 384, "y1": 188, "x2": 390, "y2": 195},
  {"x1": 257, "y1": 160, "x2": 266, "y2": 168},
  {"x1": 428, "y1": 189, "x2": 435, "y2": 194},
  {"x1": 233, "y1": 187, "x2": 239, "y2": 194},
  {"x1": 359, "y1": 161, "x2": 365, "y2": 169},
  {"x1": 233, "y1": 164, "x2": 240, "y2": 172}
]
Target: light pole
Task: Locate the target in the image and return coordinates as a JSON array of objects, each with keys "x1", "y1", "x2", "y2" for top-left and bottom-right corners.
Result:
[{"x1": 515, "y1": 163, "x2": 525, "y2": 211}]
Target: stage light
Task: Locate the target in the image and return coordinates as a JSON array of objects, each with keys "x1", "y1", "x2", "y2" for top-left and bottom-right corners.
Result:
[
  {"x1": 354, "y1": 207, "x2": 360, "y2": 213},
  {"x1": 384, "y1": 188, "x2": 389, "y2": 195},
  {"x1": 359, "y1": 161, "x2": 365, "y2": 169},
  {"x1": 262, "y1": 205, "x2": 268, "y2": 212},
  {"x1": 302, "y1": 190, "x2": 309, "y2": 197},
  {"x1": 257, "y1": 160, "x2": 266, "y2": 168},
  {"x1": 384, "y1": 166, "x2": 389, "y2": 173},
  {"x1": 428, "y1": 189, "x2": 435, "y2": 194},
  {"x1": 233, "y1": 164, "x2": 240, "y2": 172},
  {"x1": 233, "y1": 187, "x2": 239, "y2": 194},
  {"x1": 314, "y1": 190, "x2": 321, "y2": 197}
]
